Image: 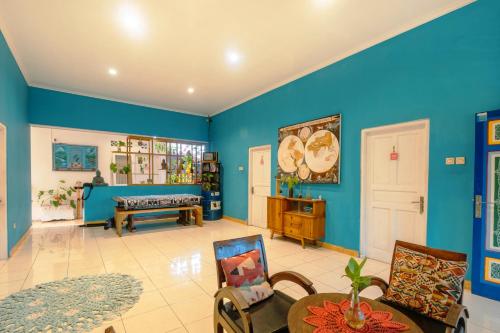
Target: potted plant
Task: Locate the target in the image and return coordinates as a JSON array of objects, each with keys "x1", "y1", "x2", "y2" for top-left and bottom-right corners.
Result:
[
  {"x1": 281, "y1": 175, "x2": 299, "y2": 198},
  {"x1": 117, "y1": 140, "x2": 126, "y2": 152},
  {"x1": 37, "y1": 180, "x2": 77, "y2": 221},
  {"x1": 110, "y1": 163, "x2": 131, "y2": 175},
  {"x1": 342, "y1": 257, "x2": 371, "y2": 329}
]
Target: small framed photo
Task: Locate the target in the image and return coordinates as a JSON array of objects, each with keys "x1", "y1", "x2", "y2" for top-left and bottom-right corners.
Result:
[
  {"x1": 488, "y1": 120, "x2": 500, "y2": 145},
  {"x1": 203, "y1": 152, "x2": 218, "y2": 162}
]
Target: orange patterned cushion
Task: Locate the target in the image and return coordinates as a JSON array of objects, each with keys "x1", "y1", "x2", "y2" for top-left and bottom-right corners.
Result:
[
  {"x1": 220, "y1": 249, "x2": 274, "y2": 305},
  {"x1": 384, "y1": 246, "x2": 467, "y2": 322}
]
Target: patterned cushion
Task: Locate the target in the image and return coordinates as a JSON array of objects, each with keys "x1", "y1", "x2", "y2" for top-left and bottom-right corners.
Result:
[
  {"x1": 384, "y1": 246, "x2": 468, "y2": 323},
  {"x1": 220, "y1": 249, "x2": 274, "y2": 305}
]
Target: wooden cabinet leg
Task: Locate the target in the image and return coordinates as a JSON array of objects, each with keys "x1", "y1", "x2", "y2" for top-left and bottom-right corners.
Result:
[
  {"x1": 270, "y1": 231, "x2": 274, "y2": 239},
  {"x1": 301, "y1": 238, "x2": 305, "y2": 249}
]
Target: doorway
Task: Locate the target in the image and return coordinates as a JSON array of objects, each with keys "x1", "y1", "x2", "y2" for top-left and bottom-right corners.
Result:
[
  {"x1": 248, "y1": 145, "x2": 271, "y2": 228},
  {"x1": 360, "y1": 119, "x2": 429, "y2": 263},
  {"x1": 0, "y1": 123, "x2": 7, "y2": 259}
]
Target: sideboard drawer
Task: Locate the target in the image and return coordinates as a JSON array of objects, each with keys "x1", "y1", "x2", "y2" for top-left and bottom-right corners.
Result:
[{"x1": 284, "y1": 214, "x2": 302, "y2": 236}]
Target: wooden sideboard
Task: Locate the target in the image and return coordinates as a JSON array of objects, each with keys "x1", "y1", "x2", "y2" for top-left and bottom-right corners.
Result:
[{"x1": 267, "y1": 196, "x2": 325, "y2": 248}]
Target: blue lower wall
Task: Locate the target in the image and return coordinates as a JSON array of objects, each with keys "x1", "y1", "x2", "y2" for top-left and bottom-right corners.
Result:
[
  {"x1": 84, "y1": 185, "x2": 202, "y2": 222},
  {"x1": 210, "y1": 0, "x2": 500, "y2": 271},
  {"x1": 0, "y1": 32, "x2": 31, "y2": 251}
]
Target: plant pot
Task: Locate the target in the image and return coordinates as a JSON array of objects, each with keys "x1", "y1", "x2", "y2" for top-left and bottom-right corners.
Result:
[
  {"x1": 344, "y1": 288, "x2": 365, "y2": 329},
  {"x1": 288, "y1": 187, "x2": 294, "y2": 198}
]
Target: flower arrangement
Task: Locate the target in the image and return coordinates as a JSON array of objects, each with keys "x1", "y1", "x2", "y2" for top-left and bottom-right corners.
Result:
[
  {"x1": 37, "y1": 180, "x2": 77, "y2": 209},
  {"x1": 280, "y1": 174, "x2": 299, "y2": 197}
]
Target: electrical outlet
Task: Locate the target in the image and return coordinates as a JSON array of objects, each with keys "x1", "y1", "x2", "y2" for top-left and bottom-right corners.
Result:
[
  {"x1": 238, "y1": 166, "x2": 244, "y2": 172},
  {"x1": 13, "y1": 223, "x2": 16, "y2": 229},
  {"x1": 455, "y1": 157, "x2": 466, "y2": 165},
  {"x1": 445, "y1": 157, "x2": 455, "y2": 165}
]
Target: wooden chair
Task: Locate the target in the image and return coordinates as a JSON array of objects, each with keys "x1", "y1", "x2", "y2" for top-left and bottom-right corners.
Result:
[
  {"x1": 213, "y1": 235, "x2": 317, "y2": 333},
  {"x1": 368, "y1": 240, "x2": 469, "y2": 333}
]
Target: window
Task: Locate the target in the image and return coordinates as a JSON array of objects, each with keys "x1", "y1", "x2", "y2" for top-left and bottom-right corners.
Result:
[{"x1": 126, "y1": 135, "x2": 206, "y2": 185}]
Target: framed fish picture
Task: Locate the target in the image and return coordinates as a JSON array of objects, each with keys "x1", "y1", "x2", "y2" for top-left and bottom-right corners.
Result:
[
  {"x1": 53, "y1": 143, "x2": 98, "y2": 171},
  {"x1": 277, "y1": 114, "x2": 341, "y2": 184}
]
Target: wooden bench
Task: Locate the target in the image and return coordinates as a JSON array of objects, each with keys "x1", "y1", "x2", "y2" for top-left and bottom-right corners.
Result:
[{"x1": 114, "y1": 205, "x2": 203, "y2": 237}]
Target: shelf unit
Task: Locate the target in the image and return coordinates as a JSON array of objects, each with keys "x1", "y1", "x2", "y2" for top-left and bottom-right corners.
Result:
[
  {"x1": 201, "y1": 157, "x2": 222, "y2": 220},
  {"x1": 125, "y1": 135, "x2": 205, "y2": 185}
]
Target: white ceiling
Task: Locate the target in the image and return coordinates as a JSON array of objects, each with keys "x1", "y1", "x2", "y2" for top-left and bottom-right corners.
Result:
[{"x1": 0, "y1": 0, "x2": 472, "y2": 116}]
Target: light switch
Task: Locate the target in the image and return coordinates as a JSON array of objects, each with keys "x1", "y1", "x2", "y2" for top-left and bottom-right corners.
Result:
[
  {"x1": 456, "y1": 157, "x2": 466, "y2": 165},
  {"x1": 238, "y1": 166, "x2": 244, "y2": 172},
  {"x1": 445, "y1": 157, "x2": 455, "y2": 165}
]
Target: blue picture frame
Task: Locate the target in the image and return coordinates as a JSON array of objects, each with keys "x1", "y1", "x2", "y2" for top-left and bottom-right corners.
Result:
[{"x1": 52, "y1": 143, "x2": 98, "y2": 171}]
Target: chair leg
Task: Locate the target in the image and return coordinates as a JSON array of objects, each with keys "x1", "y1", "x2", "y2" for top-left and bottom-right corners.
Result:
[{"x1": 214, "y1": 321, "x2": 223, "y2": 333}]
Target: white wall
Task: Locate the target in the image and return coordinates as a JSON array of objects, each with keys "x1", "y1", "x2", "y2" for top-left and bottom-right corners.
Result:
[{"x1": 30, "y1": 126, "x2": 126, "y2": 220}]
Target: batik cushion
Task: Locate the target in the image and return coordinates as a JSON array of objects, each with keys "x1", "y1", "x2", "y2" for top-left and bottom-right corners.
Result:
[
  {"x1": 383, "y1": 246, "x2": 468, "y2": 323},
  {"x1": 220, "y1": 249, "x2": 274, "y2": 305}
]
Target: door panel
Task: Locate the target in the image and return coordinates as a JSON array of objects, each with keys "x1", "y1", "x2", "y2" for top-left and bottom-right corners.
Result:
[
  {"x1": 249, "y1": 147, "x2": 271, "y2": 228},
  {"x1": 472, "y1": 111, "x2": 500, "y2": 301},
  {"x1": 364, "y1": 122, "x2": 428, "y2": 263}
]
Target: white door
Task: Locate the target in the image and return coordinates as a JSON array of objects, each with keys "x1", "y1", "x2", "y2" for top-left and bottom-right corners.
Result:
[
  {"x1": 362, "y1": 120, "x2": 429, "y2": 263},
  {"x1": 248, "y1": 146, "x2": 271, "y2": 228},
  {"x1": 0, "y1": 124, "x2": 7, "y2": 259}
]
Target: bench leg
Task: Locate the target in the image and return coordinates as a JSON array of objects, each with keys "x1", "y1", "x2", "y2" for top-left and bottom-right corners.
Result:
[
  {"x1": 114, "y1": 212, "x2": 126, "y2": 237},
  {"x1": 194, "y1": 206, "x2": 203, "y2": 227}
]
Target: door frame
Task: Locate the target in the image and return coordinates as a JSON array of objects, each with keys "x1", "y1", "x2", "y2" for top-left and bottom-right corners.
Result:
[
  {"x1": 360, "y1": 119, "x2": 430, "y2": 257},
  {"x1": 0, "y1": 123, "x2": 7, "y2": 259},
  {"x1": 248, "y1": 144, "x2": 272, "y2": 227}
]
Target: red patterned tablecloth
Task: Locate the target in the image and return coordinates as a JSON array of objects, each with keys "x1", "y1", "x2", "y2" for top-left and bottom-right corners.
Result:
[
  {"x1": 303, "y1": 299, "x2": 409, "y2": 333},
  {"x1": 287, "y1": 293, "x2": 422, "y2": 333}
]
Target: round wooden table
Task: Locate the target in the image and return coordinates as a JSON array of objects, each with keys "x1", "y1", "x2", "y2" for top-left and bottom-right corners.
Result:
[{"x1": 287, "y1": 293, "x2": 423, "y2": 333}]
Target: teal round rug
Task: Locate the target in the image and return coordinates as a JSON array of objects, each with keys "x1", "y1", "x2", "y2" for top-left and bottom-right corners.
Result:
[{"x1": 0, "y1": 273, "x2": 143, "y2": 333}]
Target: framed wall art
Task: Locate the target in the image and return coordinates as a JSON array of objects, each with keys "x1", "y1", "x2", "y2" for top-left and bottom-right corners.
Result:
[
  {"x1": 52, "y1": 143, "x2": 98, "y2": 171},
  {"x1": 277, "y1": 114, "x2": 341, "y2": 184},
  {"x1": 485, "y1": 257, "x2": 500, "y2": 284},
  {"x1": 488, "y1": 119, "x2": 500, "y2": 145}
]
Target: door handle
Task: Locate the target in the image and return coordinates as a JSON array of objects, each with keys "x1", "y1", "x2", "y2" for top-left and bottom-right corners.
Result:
[
  {"x1": 411, "y1": 196, "x2": 424, "y2": 214},
  {"x1": 475, "y1": 195, "x2": 482, "y2": 219}
]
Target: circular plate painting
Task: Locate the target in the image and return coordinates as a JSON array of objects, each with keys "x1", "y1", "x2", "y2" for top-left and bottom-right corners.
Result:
[
  {"x1": 278, "y1": 135, "x2": 304, "y2": 173},
  {"x1": 305, "y1": 130, "x2": 340, "y2": 173}
]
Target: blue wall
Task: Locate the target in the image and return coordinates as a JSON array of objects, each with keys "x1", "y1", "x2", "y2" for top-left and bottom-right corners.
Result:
[
  {"x1": 210, "y1": 0, "x2": 500, "y2": 266},
  {"x1": 29, "y1": 87, "x2": 208, "y2": 142},
  {"x1": 0, "y1": 31, "x2": 31, "y2": 251},
  {"x1": 28, "y1": 88, "x2": 209, "y2": 226},
  {"x1": 84, "y1": 185, "x2": 201, "y2": 222}
]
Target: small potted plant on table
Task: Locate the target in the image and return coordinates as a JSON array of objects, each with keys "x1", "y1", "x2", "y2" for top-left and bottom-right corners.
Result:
[{"x1": 343, "y1": 257, "x2": 372, "y2": 329}]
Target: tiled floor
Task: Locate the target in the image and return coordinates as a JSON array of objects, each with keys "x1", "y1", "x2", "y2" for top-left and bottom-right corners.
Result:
[{"x1": 0, "y1": 219, "x2": 499, "y2": 333}]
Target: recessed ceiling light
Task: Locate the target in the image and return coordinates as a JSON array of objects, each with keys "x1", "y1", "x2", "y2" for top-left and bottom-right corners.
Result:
[
  {"x1": 225, "y1": 50, "x2": 242, "y2": 65},
  {"x1": 117, "y1": 3, "x2": 146, "y2": 39},
  {"x1": 108, "y1": 68, "x2": 118, "y2": 76},
  {"x1": 187, "y1": 87, "x2": 195, "y2": 94}
]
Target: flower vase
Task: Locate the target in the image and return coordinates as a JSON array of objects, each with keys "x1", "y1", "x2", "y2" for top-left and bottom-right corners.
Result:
[{"x1": 344, "y1": 288, "x2": 365, "y2": 329}]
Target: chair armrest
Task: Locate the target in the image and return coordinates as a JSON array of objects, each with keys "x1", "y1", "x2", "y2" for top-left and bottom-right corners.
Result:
[
  {"x1": 367, "y1": 276, "x2": 389, "y2": 295},
  {"x1": 214, "y1": 286, "x2": 253, "y2": 333},
  {"x1": 214, "y1": 286, "x2": 250, "y2": 311},
  {"x1": 269, "y1": 271, "x2": 317, "y2": 295},
  {"x1": 443, "y1": 303, "x2": 469, "y2": 329}
]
